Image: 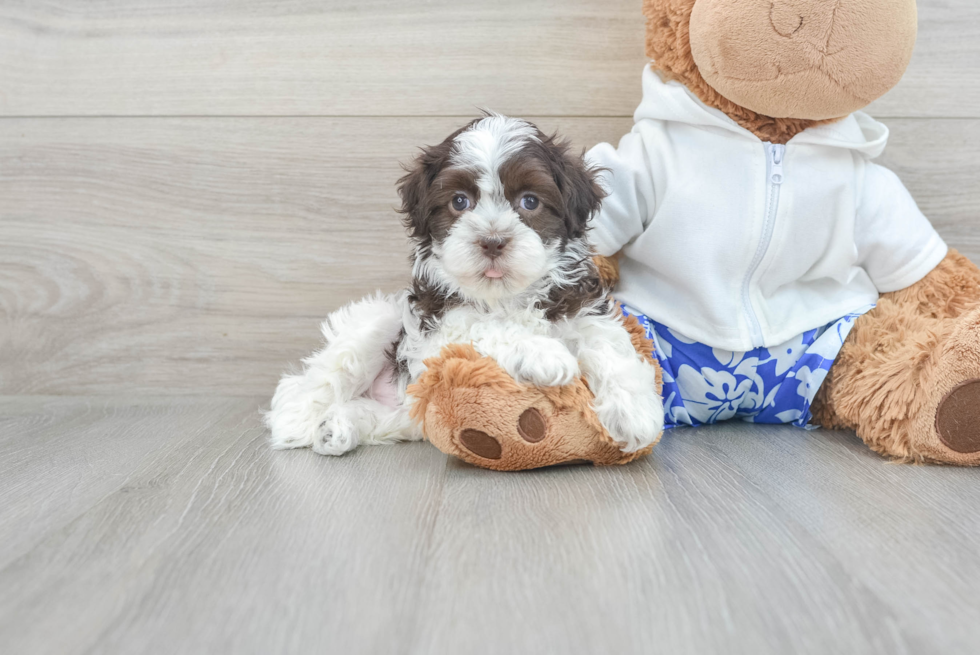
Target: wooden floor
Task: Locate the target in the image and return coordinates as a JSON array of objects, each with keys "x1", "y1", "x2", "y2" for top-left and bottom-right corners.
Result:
[
  {"x1": 3, "y1": 1, "x2": 980, "y2": 653},
  {"x1": 3, "y1": 397, "x2": 980, "y2": 654}
]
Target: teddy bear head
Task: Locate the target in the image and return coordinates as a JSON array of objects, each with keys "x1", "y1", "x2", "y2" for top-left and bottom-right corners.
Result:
[{"x1": 643, "y1": 0, "x2": 918, "y2": 142}]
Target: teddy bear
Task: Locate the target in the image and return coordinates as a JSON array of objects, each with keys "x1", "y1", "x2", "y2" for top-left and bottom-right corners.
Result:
[{"x1": 409, "y1": 0, "x2": 980, "y2": 470}]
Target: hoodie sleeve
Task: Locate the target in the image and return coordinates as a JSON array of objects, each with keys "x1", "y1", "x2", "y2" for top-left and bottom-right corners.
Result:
[
  {"x1": 585, "y1": 128, "x2": 658, "y2": 257},
  {"x1": 855, "y1": 162, "x2": 948, "y2": 293}
]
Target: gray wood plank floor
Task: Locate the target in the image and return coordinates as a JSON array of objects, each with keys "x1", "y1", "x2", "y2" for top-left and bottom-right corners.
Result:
[{"x1": 1, "y1": 396, "x2": 978, "y2": 655}]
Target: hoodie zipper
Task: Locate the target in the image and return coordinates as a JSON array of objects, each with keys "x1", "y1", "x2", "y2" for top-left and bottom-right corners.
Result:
[{"x1": 741, "y1": 142, "x2": 785, "y2": 348}]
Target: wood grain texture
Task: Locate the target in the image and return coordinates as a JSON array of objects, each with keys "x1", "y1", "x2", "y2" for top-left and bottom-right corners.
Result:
[
  {"x1": 876, "y1": 119, "x2": 980, "y2": 255},
  {"x1": 3, "y1": 397, "x2": 979, "y2": 654},
  {"x1": 0, "y1": 116, "x2": 634, "y2": 396},
  {"x1": 0, "y1": 0, "x2": 647, "y2": 118},
  {"x1": 866, "y1": 0, "x2": 980, "y2": 119},
  {"x1": 410, "y1": 446, "x2": 914, "y2": 655},
  {"x1": 0, "y1": 396, "x2": 254, "y2": 569},
  {"x1": 0, "y1": 396, "x2": 450, "y2": 655},
  {"x1": 699, "y1": 423, "x2": 980, "y2": 653},
  {"x1": 0, "y1": 1, "x2": 977, "y2": 118},
  {"x1": 2, "y1": 116, "x2": 978, "y2": 396}
]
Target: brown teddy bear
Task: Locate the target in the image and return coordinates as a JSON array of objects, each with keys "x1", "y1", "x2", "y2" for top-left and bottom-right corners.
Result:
[{"x1": 410, "y1": 0, "x2": 980, "y2": 469}]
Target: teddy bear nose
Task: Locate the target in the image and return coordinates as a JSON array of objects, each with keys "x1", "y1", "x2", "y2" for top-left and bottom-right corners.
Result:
[
  {"x1": 479, "y1": 236, "x2": 510, "y2": 258},
  {"x1": 769, "y1": 0, "x2": 840, "y2": 43},
  {"x1": 770, "y1": 1, "x2": 808, "y2": 37}
]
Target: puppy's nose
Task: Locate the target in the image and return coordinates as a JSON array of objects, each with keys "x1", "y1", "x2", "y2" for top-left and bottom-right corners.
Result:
[{"x1": 479, "y1": 236, "x2": 510, "y2": 258}]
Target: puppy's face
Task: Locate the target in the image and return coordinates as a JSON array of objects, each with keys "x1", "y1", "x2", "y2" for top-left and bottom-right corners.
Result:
[{"x1": 399, "y1": 116, "x2": 603, "y2": 302}]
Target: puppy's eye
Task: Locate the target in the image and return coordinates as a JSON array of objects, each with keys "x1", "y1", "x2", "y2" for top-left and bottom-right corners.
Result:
[
  {"x1": 451, "y1": 194, "x2": 471, "y2": 212},
  {"x1": 520, "y1": 195, "x2": 540, "y2": 211}
]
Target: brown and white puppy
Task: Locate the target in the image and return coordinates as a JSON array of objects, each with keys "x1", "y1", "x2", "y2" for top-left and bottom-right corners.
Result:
[{"x1": 266, "y1": 116, "x2": 664, "y2": 457}]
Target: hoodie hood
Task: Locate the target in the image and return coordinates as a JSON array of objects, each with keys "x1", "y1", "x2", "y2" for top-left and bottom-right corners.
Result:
[{"x1": 634, "y1": 64, "x2": 890, "y2": 159}]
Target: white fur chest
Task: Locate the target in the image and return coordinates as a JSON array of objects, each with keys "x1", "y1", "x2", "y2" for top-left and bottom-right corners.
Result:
[{"x1": 400, "y1": 302, "x2": 562, "y2": 381}]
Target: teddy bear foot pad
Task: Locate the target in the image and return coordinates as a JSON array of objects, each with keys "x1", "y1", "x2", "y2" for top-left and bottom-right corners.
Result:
[
  {"x1": 458, "y1": 408, "x2": 548, "y2": 461},
  {"x1": 937, "y1": 379, "x2": 980, "y2": 453}
]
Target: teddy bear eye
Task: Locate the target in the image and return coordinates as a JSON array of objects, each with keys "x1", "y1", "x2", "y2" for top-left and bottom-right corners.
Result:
[
  {"x1": 520, "y1": 195, "x2": 540, "y2": 211},
  {"x1": 451, "y1": 194, "x2": 470, "y2": 212}
]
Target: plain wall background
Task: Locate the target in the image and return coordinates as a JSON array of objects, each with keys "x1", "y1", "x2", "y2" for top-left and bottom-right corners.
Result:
[{"x1": 1, "y1": 0, "x2": 978, "y2": 396}]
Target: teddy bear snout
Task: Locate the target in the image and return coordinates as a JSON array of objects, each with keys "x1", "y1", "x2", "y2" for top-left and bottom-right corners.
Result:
[{"x1": 688, "y1": 0, "x2": 918, "y2": 120}]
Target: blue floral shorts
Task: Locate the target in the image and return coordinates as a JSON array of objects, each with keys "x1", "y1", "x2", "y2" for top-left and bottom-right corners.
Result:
[{"x1": 621, "y1": 305, "x2": 873, "y2": 430}]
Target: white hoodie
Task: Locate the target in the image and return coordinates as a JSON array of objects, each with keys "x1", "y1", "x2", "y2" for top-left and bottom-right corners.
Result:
[{"x1": 588, "y1": 65, "x2": 948, "y2": 352}]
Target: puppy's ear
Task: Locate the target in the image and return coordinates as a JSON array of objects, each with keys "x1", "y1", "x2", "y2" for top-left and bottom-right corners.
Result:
[
  {"x1": 563, "y1": 155, "x2": 606, "y2": 239},
  {"x1": 540, "y1": 134, "x2": 606, "y2": 240},
  {"x1": 398, "y1": 120, "x2": 477, "y2": 243},
  {"x1": 397, "y1": 147, "x2": 439, "y2": 242}
]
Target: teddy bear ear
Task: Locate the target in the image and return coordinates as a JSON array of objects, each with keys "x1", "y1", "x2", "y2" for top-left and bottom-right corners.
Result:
[{"x1": 538, "y1": 133, "x2": 607, "y2": 240}]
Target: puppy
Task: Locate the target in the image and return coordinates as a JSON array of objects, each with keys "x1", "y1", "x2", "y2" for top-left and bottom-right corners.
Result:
[{"x1": 266, "y1": 115, "x2": 664, "y2": 456}]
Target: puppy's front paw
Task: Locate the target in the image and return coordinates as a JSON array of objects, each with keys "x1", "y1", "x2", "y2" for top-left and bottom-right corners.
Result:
[
  {"x1": 312, "y1": 406, "x2": 361, "y2": 456},
  {"x1": 595, "y1": 380, "x2": 664, "y2": 453},
  {"x1": 501, "y1": 340, "x2": 580, "y2": 387}
]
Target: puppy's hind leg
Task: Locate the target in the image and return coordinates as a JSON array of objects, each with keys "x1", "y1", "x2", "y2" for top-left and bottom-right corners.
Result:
[
  {"x1": 315, "y1": 397, "x2": 423, "y2": 455},
  {"x1": 265, "y1": 292, "x2": 406, "y2": 454}
]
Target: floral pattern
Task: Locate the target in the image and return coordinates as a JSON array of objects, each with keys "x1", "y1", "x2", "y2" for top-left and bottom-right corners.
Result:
[{"x1": 621, "y1": 305, "x2": 874, "y2": 430}]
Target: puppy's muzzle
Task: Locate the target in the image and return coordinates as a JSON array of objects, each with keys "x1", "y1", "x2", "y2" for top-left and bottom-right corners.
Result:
[{"x1": 479, "y1": 236, "x2": 510, "y2": 260}]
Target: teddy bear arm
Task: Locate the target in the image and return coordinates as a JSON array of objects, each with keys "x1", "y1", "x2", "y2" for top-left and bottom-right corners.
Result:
[{"x1": 593, "y1": 254, "x2": 620, "y2": 288}]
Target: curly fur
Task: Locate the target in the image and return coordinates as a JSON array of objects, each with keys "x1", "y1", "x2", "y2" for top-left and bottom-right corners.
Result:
[{"x1": 813, "y1": 251, "x2": 980, "y2": 464}]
